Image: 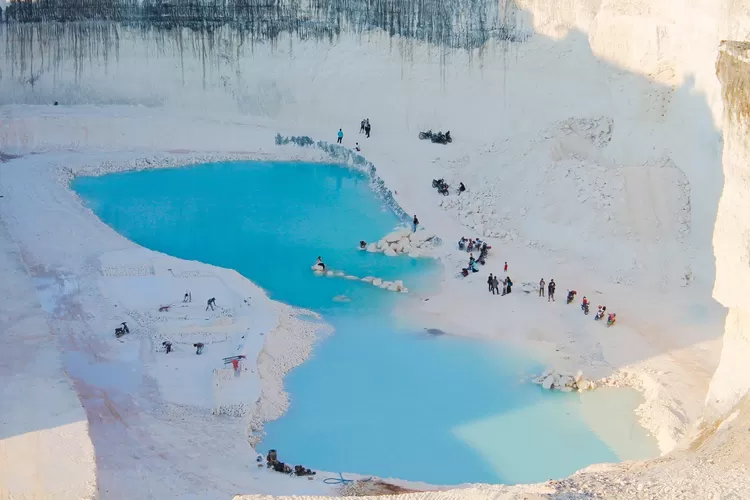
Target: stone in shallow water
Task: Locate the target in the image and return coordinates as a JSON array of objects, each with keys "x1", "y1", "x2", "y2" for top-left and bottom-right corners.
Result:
[{"x1": 425, "y1": 328, "x2": 446, "y2": 336}]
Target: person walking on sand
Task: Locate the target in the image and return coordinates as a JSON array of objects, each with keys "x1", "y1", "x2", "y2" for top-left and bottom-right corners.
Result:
[
  {"x1": 504, "y1": 261, "x2": 508, "y2": 273},
  {"x1": 206, "y1": 297, "x2": 217, "y2": 311},
  {"x1": 487, "y1": 273, "x2": 494, "y2": 293},
  {"x1": 548, "y1": 279, "x2": 556, "y2": 302},
  {"x1": 337, "y1": 128, "x2": 344, "y2": 144},
  {"x1": 539, "y1": 278, "x2": 545, "y2": 297},
  {"x1": 360, "y1": 119, "x2": 366, "y2": 134},
  {"x1": 412, "y1": 215, "x2": 419, "y2": 232},
  {"x1": 365, "y1": 119, "x2": 371, "y2": 138},
  {"x1": 492, "y1": 275, "x2": 500, "y2": 295}
]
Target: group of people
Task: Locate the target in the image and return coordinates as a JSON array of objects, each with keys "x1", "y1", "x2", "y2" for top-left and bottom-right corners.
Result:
[
  {"x1": 459, "y1": 237, "x2": 491, "y2": 272},
  {"x1": 544, "y1": 285, "x2": 617, "y2": 326},
  {"x1": 265, "y1": 449, "x2": 316, "y2": 477},
  {"x1": 359, "y1": 118, "x2": 372, "y2": 138},
  {"x1": 487, "y1": 273, "x2": 513, "y2": 295},
  {"x1": 539, "y1": 278, "x2": 556, "y2": 301}
]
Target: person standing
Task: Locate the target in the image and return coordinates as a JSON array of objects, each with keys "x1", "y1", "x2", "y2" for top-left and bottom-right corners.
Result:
[
  {"x1": 487, "y1": 273, "x2": 494, "y2": 293},
  {"x1": 337, "y1": 128, "x2": 343, "y2": 144},
  {"x1": 504, "y1": 261, "x2": 508, "y2": 273},
  {"x1": 365, "y1": 119, "x2": 371, "y2": 138},
  {"x1": 492, "y1": 275, "x2": 500, "y2": 295},
  {"x1": 539, "y1": 278, "x2": 545, "y2": 297},
  {"x1": 412, "y1": 215, "x2": 419, "y2": 232},
  {"x1": 548, "y1": 279, "x2": 556, "y2": 302},
  {"x1": 360, "y1": 119, "x2": 366, "y2": 134},
  {"x1": 206, "y1": 297, "x2": 217, "y2": 311}
]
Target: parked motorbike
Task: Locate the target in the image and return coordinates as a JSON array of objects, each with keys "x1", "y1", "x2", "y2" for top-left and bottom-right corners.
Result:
[
  {"x1": 115, "y1": 321, "x2": 130, "y2": 338},
  {"x1": 566, "y1": 290, "x2": 577, "y2": 304},
  {"x1": 606, "y1": 314, "x2": 616, "y2": 327}
]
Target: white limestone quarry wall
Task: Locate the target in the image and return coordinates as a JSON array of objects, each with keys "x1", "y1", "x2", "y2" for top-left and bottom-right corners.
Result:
[
  {"x1": 0, "y1": 0, "x2": 748, "y2": 292},
  {"x1": 706, "y1": 42, "x2": 750, "y2": 415}
]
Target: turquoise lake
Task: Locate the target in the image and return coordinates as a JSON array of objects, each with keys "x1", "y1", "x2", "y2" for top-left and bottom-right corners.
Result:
[{"x1": 73, "y1": 160, "x2": 658, "y2": 486}]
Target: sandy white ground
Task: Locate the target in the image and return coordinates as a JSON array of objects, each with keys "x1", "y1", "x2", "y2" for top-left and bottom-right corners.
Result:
[{"x1": 0, "y1": 107, "x2": 731, "y2": 499}]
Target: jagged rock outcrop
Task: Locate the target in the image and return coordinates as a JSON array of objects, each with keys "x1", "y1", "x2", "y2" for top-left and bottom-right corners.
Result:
[{"x1": 706, "y1": 41, "x2": 750, "y2": 414}]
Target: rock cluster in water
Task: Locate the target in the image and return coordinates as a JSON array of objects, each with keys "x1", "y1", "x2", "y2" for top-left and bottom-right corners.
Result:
[
  {"x1": 365, "y1": 228, "x2": 437, "y2": 258},
  {"x1": 311, "y1": 265, "x2": 408, "y2": 293},
  {"x1": 532, "y1": 369, "x2": 597, "y2": 392}
]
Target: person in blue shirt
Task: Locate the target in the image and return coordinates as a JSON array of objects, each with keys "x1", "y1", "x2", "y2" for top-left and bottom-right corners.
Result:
[{"x1": 337, "y1": 128, "x2": 343, "y2": 144}]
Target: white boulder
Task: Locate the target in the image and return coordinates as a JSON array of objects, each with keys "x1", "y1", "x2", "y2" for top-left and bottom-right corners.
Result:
[
  {"x1": 390, "y1": 242, "x2": 403, "y2": 253},
  {"x1": 345, "y1": 275, "x2": 359, "y2": 280},
  {"x1": 361, "y1": 276, "x2": 375, "y2": 283},
  {"x1": 326, "y1": 271, "x2": 334, "y2": 277},
  {"x1": 408, "y1": 249, "x2": 421, "y2": 258},
  {"x1": 560, "y1": 387, "x2": 573, "y2": 393},
  {"x1": 366, "y1": 243, "x2": 378, "y2": 252},
  {"x1": 409, "y1": 231, "x2": 436, "y2": 247},
  {"x1": 372, "y1": 278, "x2": 383, "y2": 287},
  {"x1": 379, "y1": 281, "x2": 393, "y2": 289},
  {"x1": 377, "y1": 239, "x2": 388, "y2": 250},
  {"x1": 542, "y1": 376, "x2": 555, "y2": 390},
  {"x1": 384, "y1": 247, "x2": 398, "y2": 257},
  {"x1": 384, "y1": 228, "x2": 411, "y2": 243}
]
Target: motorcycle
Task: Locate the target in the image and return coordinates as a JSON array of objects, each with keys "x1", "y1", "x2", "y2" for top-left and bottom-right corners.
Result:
[
  {"x1": 432, "y1": 178, "x2": 446, "y2": 188},
  {"x1": 115, "y1": 321, "x2": 130, "y2": 338},
  {"x1": 566, "y1": 290, "x2": 577, "y2": 304},
  {"x1": 594, "y1": 306, "x2": 606, "y2": 321},
  {"x1": 582, "y1": 302, "x2": 590, "y2": 315},
  {"x1": 437, "y1": 184, "x2": 450, "y2": 196},
  {"x1": 606, "y1": 314, "x2": 616, "y2": 327},
  {"x1": 420, "y1": 130, "x2": 433, "y2": 140}
]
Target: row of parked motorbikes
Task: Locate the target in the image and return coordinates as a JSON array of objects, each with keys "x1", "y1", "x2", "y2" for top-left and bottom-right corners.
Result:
[
  {"x1": 566, "y1": 291, "x2": 616, "y2": 326},
  {"x1": 419, "y1": 130, "x2": 452, "y2": 144}
]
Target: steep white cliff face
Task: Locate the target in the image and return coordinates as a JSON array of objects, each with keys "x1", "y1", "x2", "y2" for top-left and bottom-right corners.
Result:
[{"x1": 707, "y1": 42, "x2": 750, "y2": 414}]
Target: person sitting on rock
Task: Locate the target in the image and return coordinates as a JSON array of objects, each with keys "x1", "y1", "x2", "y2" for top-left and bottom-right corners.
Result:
[
  {"x1": 360, "y1": 240, "x2": 367, "y2": 249},
  {"x1": 316, "y1": 256, "x2": 326, "y2": 271},
  {"x1": 458, "y1": 182, "x2": 466, "y2": 194}
]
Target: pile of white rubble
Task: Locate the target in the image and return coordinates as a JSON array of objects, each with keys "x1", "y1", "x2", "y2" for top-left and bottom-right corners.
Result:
[
  {"x1": 532, "y1": 369, "x2": 597, "y2": 392},
  {"x1": 311, "y1": 266, "x2": 408, "y2": 293},
  {"x1": 365, "y1": 228, "x2": 436, "y2": 257}
]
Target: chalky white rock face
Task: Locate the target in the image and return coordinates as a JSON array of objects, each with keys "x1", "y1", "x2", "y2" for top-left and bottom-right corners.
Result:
[{"x1": 4, "y1": 0, "x2": 750, "y2": 498}]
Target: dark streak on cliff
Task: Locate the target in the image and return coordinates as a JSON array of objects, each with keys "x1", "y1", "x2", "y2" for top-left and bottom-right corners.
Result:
[{"x1": 3, "y1": 0, "x2": 528, "y2": 50}]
